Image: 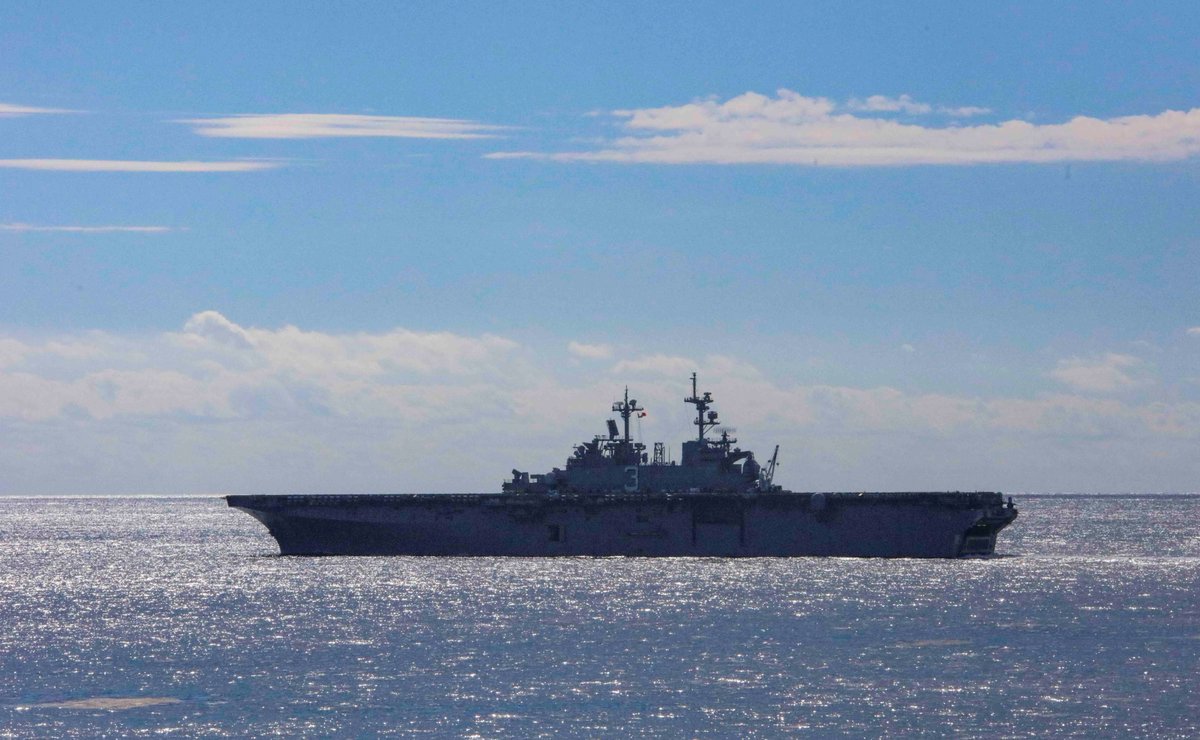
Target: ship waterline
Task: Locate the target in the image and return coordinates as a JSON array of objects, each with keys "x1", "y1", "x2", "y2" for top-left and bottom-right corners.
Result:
[{"x1": 227, "y1": 374, "x2": 1018, "y2": 557}]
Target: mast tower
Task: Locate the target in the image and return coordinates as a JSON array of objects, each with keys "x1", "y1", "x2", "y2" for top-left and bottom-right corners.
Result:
[
  {"x1": 612, "y1": 387, "x2": 644, "y2": 444},
  {"x1": 685, "y1": 372, "x2": 720, "y2": 444}
]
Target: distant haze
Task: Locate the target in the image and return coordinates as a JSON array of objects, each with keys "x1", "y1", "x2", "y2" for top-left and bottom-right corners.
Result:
[{"x1": 0, "y1": 312, "x2": 1195, "y2": 495}]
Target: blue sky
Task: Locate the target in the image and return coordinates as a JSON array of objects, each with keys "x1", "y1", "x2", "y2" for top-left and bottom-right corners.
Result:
[{"x1": 2, "y1": 2, "x2": 1198, "y2": 494}]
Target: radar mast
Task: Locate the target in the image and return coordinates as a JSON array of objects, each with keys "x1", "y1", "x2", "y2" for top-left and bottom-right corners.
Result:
[
  {"x1": 612, "y1": 387, "x2": 644, "y2": 445},
  {"x1": 684, "y1": 372, "x2": 721, "y2": 444}
]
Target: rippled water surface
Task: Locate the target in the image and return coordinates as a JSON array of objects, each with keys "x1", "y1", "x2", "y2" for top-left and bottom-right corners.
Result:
[{"x1": 2, "y1": 496, "x2": 1198, "y2": 737}]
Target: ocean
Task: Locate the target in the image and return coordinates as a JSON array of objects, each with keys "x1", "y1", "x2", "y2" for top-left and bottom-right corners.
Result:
[{"x1": 1, "y1": 495, "x2": 1197, "y2": 737}]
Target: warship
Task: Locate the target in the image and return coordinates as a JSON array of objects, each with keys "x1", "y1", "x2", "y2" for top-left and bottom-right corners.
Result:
[{"x1": 227, "y1": 374, "x2": 1017, "y2": 557}]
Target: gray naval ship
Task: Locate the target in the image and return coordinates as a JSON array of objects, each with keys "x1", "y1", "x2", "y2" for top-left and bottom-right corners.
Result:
[{"x1": 227, "y1": 374, "x2": 1017, "y2": 557}]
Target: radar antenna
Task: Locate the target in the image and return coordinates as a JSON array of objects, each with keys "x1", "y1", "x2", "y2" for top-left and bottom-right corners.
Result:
[
  {"x1": 612, "y1": 386, "x2": 644, "y2": 444},
  {"x1": 684, "y1": 372, "x2": 720, "y2": 443}
]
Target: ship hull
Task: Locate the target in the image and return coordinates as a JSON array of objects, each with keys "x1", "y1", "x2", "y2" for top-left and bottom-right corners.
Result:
[{"x1": 227, "y1": 491, "x2": 1017, "y2": 558}]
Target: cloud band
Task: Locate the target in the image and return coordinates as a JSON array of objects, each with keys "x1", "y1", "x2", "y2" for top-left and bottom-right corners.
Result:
[
  {"x1": 488, "y1": 89, "x2": 1200, "y2": 166},
  {"x1": 181, "y1": 113, "x2": 506, "y2": 140},
  {"x1": 1, "y1": 223, "x2": 175, "y2": 233},
  {"x1": 0, "y1": 159, "x2": 279, "y2": 172}
]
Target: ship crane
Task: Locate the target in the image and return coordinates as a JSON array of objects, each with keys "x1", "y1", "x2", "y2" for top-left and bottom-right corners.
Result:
[{"x1": 758, "y1": 445, "x2": 780, "y2": 491}]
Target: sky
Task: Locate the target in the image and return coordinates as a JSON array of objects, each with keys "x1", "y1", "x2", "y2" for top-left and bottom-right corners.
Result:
[{"x1": 2, "y1": 1, "x2": 1198, "y2": 494}]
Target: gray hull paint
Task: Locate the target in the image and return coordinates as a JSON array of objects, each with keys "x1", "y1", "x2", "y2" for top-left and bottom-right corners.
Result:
[{"x1": 227, "y1": 491, "x2": 1017, "y2": 558}]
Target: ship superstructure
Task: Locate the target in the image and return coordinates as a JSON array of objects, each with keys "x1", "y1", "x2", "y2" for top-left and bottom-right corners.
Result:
[
  {"x1": 228, "y1": 374, "x2": 1017, "y2": 557},
  {"x1": 504, "y1": 374, "x2": 775, "y2": 496}
]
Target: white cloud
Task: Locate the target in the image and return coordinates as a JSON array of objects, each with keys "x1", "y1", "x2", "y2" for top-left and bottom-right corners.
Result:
[
  {"x1": 901, "y1": 344, "x2": 916, "y2": 353},
  {"x1": 1049, "y1": 353, "x2": 1149, "y2": 393},
  {"x1": 182, "y1": 310, "x2": 256, "y2": 349},
  {"x1": 2, "y1": 320, "x2": 1199, "y2": 493},
  {"x1": 941, "y1": 105, "x2": 993, "y2": 118},
  {"x1": 847, "y1": 94, "x2": 932, "y2": 115},
  {"x1": 0, "y1": 338, "x2": 28, "y2": 368},
  {"x1": 0, "y1": 102, "x2": 77, "y2": 117},
  {"x1": 0, "y1": 159, "x2": 278, "y2": 172},
  {"x1": 1, "y1": 223, "x2": 175, "y2": 233},
  {"x1": 182, "y1": 113, "x2": 506, "y2": 139},
  {"x1": 567, "y1": 341, "x2": 612, "y2": 359},
  {"x1": 1187, "y1": 327, "x2": 1200, "y2": 336},
  {"x1": 846, "y1": 95, "x2": 992, "y2": 118},
  {"x1": 171, "y1": 312, "x2": 524, "y2": 383},
  {"x1": 488, "y1": 88, "x2": 1200, "y2": 166},
  {"x1": 0, "y1": 312, "x2": 527, "y2": 423}
]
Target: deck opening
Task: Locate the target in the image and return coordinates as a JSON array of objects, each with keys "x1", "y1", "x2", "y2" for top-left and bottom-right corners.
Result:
[{"x1": 961, "y1": 536, "x2": 993, "y2": 554}]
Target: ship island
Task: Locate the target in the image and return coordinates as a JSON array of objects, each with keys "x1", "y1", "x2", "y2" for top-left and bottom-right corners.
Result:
[{"x1": 227, "y1": 373, "x2": 1018, "y2": 557}]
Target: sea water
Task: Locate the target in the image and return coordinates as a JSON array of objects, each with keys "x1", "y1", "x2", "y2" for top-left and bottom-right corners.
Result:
[{"x1": 1, "y1": 495, "x2": 1197, "y2": 737}]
